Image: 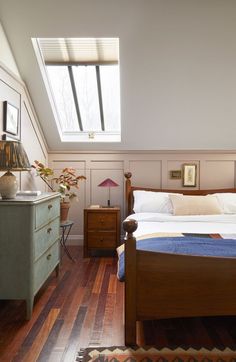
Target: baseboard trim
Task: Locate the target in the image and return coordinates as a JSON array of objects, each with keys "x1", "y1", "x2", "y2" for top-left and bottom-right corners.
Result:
[
  {"x1": 62, "y1": 235, "x2": 83, "y2": 245},
  {"x1": 64, "y1": 235, "x2": 124, "y2": 246}
]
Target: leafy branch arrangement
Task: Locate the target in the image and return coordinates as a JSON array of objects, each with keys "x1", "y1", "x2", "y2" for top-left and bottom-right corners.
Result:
[{"x1": 32, "y1": 160, "x2": 86, "y2": 202}]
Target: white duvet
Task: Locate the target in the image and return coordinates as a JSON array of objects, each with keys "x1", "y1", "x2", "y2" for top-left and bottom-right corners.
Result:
[{"x1": 125, "y1": 213, "x2": 236, "y2": 239}]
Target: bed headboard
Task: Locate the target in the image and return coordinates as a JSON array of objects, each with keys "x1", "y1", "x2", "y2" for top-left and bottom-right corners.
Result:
[{"x1": 124, "y1": 172, "x2": 236, "y2": 216}]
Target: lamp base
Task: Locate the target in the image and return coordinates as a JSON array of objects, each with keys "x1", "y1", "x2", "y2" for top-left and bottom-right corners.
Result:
[{"x1": 0, "y1": 171, "x2": 18, "y2": 199}]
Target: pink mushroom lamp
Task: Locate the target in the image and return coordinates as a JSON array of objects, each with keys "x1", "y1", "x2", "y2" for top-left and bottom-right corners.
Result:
[{"x1": 98, "y1": 178, "x2": 119, "y2": 207}]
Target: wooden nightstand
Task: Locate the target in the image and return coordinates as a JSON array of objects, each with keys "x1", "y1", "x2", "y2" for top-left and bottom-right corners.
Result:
[{"x1": 84, "y1": 207, "x2": 120, "y2": 257}]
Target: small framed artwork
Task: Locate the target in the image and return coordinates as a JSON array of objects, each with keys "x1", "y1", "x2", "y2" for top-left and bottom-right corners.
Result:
[
  {"x1": 2, "y1": 133, "x2": 18, "y2": 141},
  {"x1": 169, "y1": 170, "x2": 182, "y2": 179},
  {"x1": 182, "y1": 164, "x2": 197, "y2": 187},
  {"x1": 3, "y1": 101, "x2": 19, "y2": 136}
]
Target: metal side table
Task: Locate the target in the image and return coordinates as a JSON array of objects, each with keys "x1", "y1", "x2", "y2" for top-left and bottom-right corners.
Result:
[{"x1": 60, "y1": 220, "x2": 75, "y2": 261}]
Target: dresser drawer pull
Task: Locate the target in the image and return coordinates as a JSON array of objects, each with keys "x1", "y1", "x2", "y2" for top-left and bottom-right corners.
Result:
[
  {"x1": 47, "y1": 227, "x2": 52, "y2": 234},
  {"x1": 100, "y1": 219, "x2": 104, "y2": 224},
  {"x1": 48, "y1": 204, "x2": 53, "y2": 210},
  {"x1": 100, "y1": 238, "x2": 104, "y2": 242},
  {"x1": 47, "y1": 254, "x2": 52, "y2": 260}
]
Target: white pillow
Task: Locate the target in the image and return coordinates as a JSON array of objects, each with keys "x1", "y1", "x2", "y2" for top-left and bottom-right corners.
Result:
[
  {"x1": 170, "y1": 194, "x2": 222, "y2": 216},
  {"x1": 214, "y1": 193, "x2": 236, "y2": 214},
  {"x1": 133, "y1": 190, "x2": 178, "y2": 214}
]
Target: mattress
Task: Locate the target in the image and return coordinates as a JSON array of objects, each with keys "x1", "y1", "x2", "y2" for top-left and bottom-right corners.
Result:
[{"x1": 125, "y1": 212, "x2": 236, "y2": 238}]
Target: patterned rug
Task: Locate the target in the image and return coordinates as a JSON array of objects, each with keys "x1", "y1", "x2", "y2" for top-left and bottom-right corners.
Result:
[{"x1": 77, "y1": 346, "x2": 236, "y2": 362}]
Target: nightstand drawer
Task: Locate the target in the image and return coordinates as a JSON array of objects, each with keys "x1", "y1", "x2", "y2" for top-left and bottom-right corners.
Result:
[
  {"x1": 35, "y1": 197, "x2": 60, "y2": 229},
  {"x1": 88, "y1": 232, "x2": 117, "y2": 248},
  {"x1": 87, "y1": 212, "x2": 117, "y2": 230},
  {"x1": 33, "y1": 241, "x2": 59, "y2": 293},
  {"x1": 34, "y1": 217, "x2": 60, "y2": 260}
]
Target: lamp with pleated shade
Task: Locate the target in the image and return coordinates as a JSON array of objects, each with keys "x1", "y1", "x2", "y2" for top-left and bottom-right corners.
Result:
[
  {"x1": 98, "y1": 178, "x2": 119, "y2": 207},
  {"x1": 0, "y1": 140, "x2": 31, "y2": 199}
]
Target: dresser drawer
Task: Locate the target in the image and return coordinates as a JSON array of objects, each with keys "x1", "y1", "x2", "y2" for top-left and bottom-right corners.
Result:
[
  {"x1": 34, "y1": 217, "x2": 60, "y2": 260},
  {"x1": 88, "y1": 232, "x2": 117, "y2": 248},
  {"x1": 33, "y1": 242, "x2": 59, "y2": 294},
  {"x1": 87, "y1": 212, "x2": 117, "y2": 230},
  {"x1": 35, "y1": 197, "x2": 60, "y2": 229}
]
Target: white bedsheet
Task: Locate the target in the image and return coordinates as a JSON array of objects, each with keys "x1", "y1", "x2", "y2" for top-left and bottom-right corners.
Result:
[{"x1": 125, "y1": 213, "x2": 236, "y2": 238}]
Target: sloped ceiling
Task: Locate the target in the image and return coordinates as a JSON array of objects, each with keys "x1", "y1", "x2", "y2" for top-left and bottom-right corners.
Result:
[
  {"x1": 1, "y1": 0, "x2": 236, "y2": 151},
  {"x1": 0, "y1": 0, "x2": 130, "y2": 152}
]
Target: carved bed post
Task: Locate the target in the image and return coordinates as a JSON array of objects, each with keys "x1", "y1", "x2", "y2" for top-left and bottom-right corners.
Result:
[
  {"x1": 124, "y1": 172, "x2": 132, "y2": 217},
  {"x1": 123, "y1": 218, "x2": 138, "y2": 346}
]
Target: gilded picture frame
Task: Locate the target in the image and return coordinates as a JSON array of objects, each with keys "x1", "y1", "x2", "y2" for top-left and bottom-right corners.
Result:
[{"x1": 182, "y1": 164, "x2": 197, "y2": 187}]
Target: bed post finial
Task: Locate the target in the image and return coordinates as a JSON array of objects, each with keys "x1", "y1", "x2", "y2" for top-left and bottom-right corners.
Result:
[
  {"x1": 123, "y1": 218, "x2": 138, "y2": 346},
  {"x1": 124, "y1": 172, "x2": 132, "y2": 180},
  {"x1": 124, "y1": 172, "x2": 132, "y2": 217},
  {"x1": 123, "y1": 219, "x2": 138, "y2": 235}
]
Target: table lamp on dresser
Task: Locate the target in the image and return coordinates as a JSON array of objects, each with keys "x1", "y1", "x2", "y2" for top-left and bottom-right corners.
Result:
[{"x1": 0, "y1": 140, "x2": 31, "y2": 199}]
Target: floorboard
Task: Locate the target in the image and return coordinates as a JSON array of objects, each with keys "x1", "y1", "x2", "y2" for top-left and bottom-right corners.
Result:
[{"x1": 0, "y1": 246, "x2": 236, "y2": 362}]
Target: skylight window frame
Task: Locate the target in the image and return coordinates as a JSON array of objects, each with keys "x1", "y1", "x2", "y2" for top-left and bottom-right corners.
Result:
[
  {"x1": 67, "y1": 65, "x2": 83, "y2": 131},
  {"x1": 32, "y1": 37, "x2": 121, "y2": 143},
  {"x1": 46, "y1": 62, "x2": 119, "y2": 135},
  {"x1": 95, "y1": 65, "x2": 105, "y2": 132}
]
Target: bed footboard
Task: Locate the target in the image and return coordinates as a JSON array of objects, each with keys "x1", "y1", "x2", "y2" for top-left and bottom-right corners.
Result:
[{"x1": 123, "y1": 219, "x2": 236, "y2": 346}]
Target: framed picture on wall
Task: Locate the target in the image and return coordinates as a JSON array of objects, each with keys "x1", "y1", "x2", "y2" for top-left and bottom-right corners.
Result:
[
  {"x1": 1, "y1": 133, "x2": 18, "y2": 141},
  {"x1": 169, "y1": 170, "x2": 182, "y2": 179},
  {"x1": 3, "y1": 101, "x2": 19, "y2": 136},
  {"x1": 182, "y1": 164, "x2": 197, "y2": 187}
]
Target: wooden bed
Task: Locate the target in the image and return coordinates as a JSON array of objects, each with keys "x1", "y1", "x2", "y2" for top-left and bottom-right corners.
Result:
[{"x1": 123, "y1": 172, "x2": 236, "y2": 345}]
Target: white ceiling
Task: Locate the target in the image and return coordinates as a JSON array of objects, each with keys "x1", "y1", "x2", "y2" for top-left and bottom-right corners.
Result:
[{"x1": 1, "y1": 0, "x2": 236, "y2": 151}]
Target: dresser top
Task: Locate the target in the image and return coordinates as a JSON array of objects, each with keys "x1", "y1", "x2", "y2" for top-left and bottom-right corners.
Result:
[{"x1": 0, "y1": 192, "x2": 61, "y2": 205}]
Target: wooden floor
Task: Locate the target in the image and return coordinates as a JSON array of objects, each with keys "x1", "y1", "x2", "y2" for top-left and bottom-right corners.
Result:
[{"x1": 0, "y1": 246, "x2": 236, "y2": 362}]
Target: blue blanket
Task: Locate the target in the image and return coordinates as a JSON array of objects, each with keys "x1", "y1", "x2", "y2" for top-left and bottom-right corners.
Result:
[{"x1": 117, "y1": 236, "x2": 236, "y2": 282}]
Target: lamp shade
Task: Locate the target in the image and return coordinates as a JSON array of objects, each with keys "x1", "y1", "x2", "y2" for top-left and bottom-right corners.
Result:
[
  {"x1": 98, "y1": 178, "x2": 119, "y2": 187},
  {"x1": 0, "y1": 140, "x2": 31, "y2": 171},
  {"x1": 0, "y1": 141, "x2": 31, "y2": 199},
  {"x1": 98, "y1": 178, "x2": 119, "y2": 207}
]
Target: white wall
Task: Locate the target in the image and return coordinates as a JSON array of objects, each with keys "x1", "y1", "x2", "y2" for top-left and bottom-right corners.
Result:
[
  {"x1": 0, "y1": 23, "x2": 20, "y2": 78},
  {"x1": 1, "y1": 6, "x2": 236, "y2": 244},
  {"x1": 49, "y1": 151, "x2": 236, "y2": 244},
  {"x1": 1, "y1": 0, "x2": 236, "y2": 151}
]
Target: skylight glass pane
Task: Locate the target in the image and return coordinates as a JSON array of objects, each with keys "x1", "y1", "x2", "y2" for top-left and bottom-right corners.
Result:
[
  {"x1": 100, "y1": 65, "x2": 120, "y2": 131},
  {"x1": 46, "y1": 66, "x2": 79, "y2": 131},
  {"x1": 73, "y1": 66, "x2": 101, "y2": 131}
]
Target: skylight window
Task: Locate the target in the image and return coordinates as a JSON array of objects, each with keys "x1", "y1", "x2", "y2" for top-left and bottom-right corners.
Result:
[{"x1": 32, "y1": 38, "x2": 121, "y2": 142}]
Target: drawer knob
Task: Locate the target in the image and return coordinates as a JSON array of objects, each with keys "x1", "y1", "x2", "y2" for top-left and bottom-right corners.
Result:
[
  {"x1": 100, "y1": 219, "x2": 104, "y2": 224},
  {"x1": 47, "y1": 254, "x2": 52, "y2": 260},
  {"x1": 100, "y1": 238, "x2": 104, "y2": 242},
  {"x1": 48, "y1": 204, "x2": 53, "y2": 210},
  {"x1": 47, "y1": 227, "x2": 52, "y2": 234}
]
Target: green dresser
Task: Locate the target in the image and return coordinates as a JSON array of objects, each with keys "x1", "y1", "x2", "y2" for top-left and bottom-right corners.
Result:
[{"x1": 0, "y1": 193, "x2": 60, "y2": 319}]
